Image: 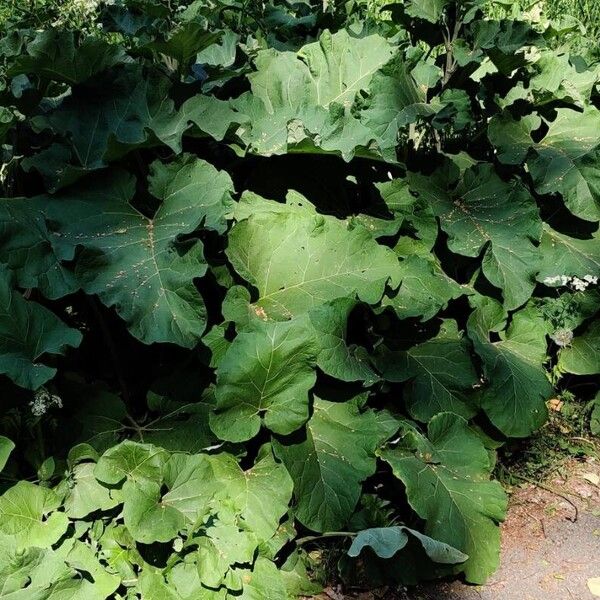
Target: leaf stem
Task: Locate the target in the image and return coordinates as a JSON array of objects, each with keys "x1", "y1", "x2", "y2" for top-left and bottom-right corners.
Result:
[
  {"x1": 509, "y1": 472, "x2": 579, "y2": 522},
  {"x1": 296, "y1": 531, "x2": 357, "y2": 546}
]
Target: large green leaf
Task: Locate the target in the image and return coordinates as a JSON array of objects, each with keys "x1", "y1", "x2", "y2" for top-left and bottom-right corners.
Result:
[
  {"x1": 144, "y1": 22, "x2": 219, "y2": 70},
  {"x1": 467, "y1": 296, "x2": 551, "y2": 437},
  {"x1": 380, "y1": 413, "x2": 507, "y2": 583},
  {"x1": 123, "y1": 479, "x2": 186, "y2": 543},
  {"x1": 490, "y1": 108, "x2": 600, "y2": 221},
  {"x1": 411, "y1": 164, "x2": 542, "y2": 309},
  {"x1": 405, "y1": 0, "x2": 449, "y2": 22},
  {"x1": 62, "y1": 462, "x2": 119, "y2": 519},
  {"x1": 0, "y1": 198, "x2": 78, "y2": 298},
  {"x1": 0, "y1": 267, "x2": 81, "y2": 389},
  {"x1": 227, "y1": 193, "x2": 401, "y2": 321},
  {"x1": 44, "y1": 160, "x2": 233, "y2": 347},
  {"x1": 53, "y1": 538, "x2": 122, "y2": 600},
  {"x1": 529, "y1": 108, "x2": 600, "y2": 222},
  {"x1": 210, "y1": 317, "x2": 318, "y2": 442},
  {"x1": 348, "y1": 525, "x2": 467, "y2": 563},
  {"x1": 558, "y1": 320, "x2": 600, "y2": 375},
  {"x1": 273, "y1": 397, "x2": 395, "y2": 532},
  {"x1": 358, "y1": 55, "x2": 423, "y2": 157},
  {"x1": 0, "y1": 546, "x2": 75, "y2": 599},
  {"x1": 9, "y1": 30, "x2": 126, "y2": 84},
  {"x1": 32, "y1": 66, "x2": 191, "y2": 169},
  {"x1": 189, "y1": 29, "x2": 397, "y2": 160},
  {"x1": 308, "y1": 298, "x2": 379, "y2": 384},
  {"x1": 147, "y1": 153, "x2": 234, "y2": 234},
  {"x1": 163, "y1": 451, "x2": 293, "y2": 543},
  {"x1": 536, "y1": 225, "x2": 600, "y2": 284},
  {"x1": 0, "y1": 482, "x2": 69, "y2": 550},
  {"x1": 95, "y1": 442, "x2": 292, "y2": 546},
  {"x1": 382, "y1": 255, "x2": 468, "y2": 321},
  {"x1": 376, "y1": 320, "x2": 478, "y2": 421}
]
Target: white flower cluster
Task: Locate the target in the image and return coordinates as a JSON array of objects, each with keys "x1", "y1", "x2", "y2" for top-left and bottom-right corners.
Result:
[
  {"x1": 550, "y1": 328, "x2": 574, "y2": 348},
  {"x1": 72, "y1": 0, "x2": 99, "y2": 10},
  {"x1": 543, "y1": 274, "x2": 598, "y2": 291},
  {"x1": 30, "y1": 389, "x2": 63, "y2": 417}
]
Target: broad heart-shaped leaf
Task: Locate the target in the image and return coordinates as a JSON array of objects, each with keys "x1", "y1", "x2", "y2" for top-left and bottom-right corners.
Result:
[
  {"x1": 96, "y1": 442, "x2": 292, "y2": 546},
  {"x1": 0, "y1": 482, "x2": 69, "y2": 550},
  {"x1": 9, "y1": 30, "x2": 126, "y2": 84},
  {"x1": 358, "y1": 55, "x2": 423, "y2": 158},
  {"x1": 490, "y1": 108, "x2": 600, "y2": 221},
  {"x1": 273, "y1": 397, "x2": 397, "y2": 532},
  {"x1": 296, "y1": 29, "x2": 393, "y2": 108},
  {"x1": 62, "y1": 462, "x2": 118, "y2": 519},
  {"x1": 163, "y1": 451, "x2": 293, "y2": 545},
  {"x1": 308, "y1": 298, "x2": 379, "y2": 385},
  {"x1": 488, "y1": 112, "x2": 542, "y2": 165},
  {"x1": 528, "y1": 108, "x2": 600, "y2": 222},
  {"x1": 240, "y1": 28, "x2": 393, "y2": 159},
  {"x1": 31, "y1": 65, "x2": 191, "y2": 170},
  {"x1": 380, "y1": 413, "x2": 507, "y2": 584},
  {"x1": 375, "y1": 177, "x2": 462, "y2": 321},
  {"x1": 53, "y1": 538, "x2": 121, "y2": 599},
  {"x1": 0, "y1": 267, "x2": 82, "y2": 389},
  {"x1": 467, "y1": 296, "x2": 550, "y2": 438},
  {"x1": 232, "y1": 557, "x2": 289, "y2": 600},
  {"x1": 558, "y1": 320, "x2": 600, "y2": 375},
  {"x1": 536, "y1": 224, "x2": 600, "y2": 284},
  {"x1": 147, "y1": 153, "x2": 234, "y2": 234},
  {"x1": 196, "y1": 521, "x2": 258, "y2": 589},
  {"x1": 94, "y1": 440, "x2": 168, "y2": 486},
  {"x1": 227, "y1": 193, "x2": 401, "y2": 321},
  {"x1": 528, "y1": 51, "x2": 600, "y2": 107},
  {"x1": 376, "y1": 320, "x2": 478, "y2": 421},
  {"x1": 348, "y1": 525, "x2": 467, "y2": 564},
  {"x1": 44, "y1": 159, "x2": 233, "y2": 347},
  {"x1": 188, "y1": 29, "x2": 396, "y2": 160},
  {"x1": 382, "y1": 255, "x2": 468, "y2": 321},
  {"x1": 210, "y1": 317, "x2": 318, "y2": 442},
  {"x1": 411, "y1": 164, "x2": 542, "y2": 310},
  {"x1": 0, "y1": 197, "x2": 78, "y2": 299},
  {"x1": 405, "y1": 0, "x2": 448, "y2": 22},
  {"x1": 0, "y1": 546, "x2": 68, "y2": 598},
  {"x1": 123, "y1": 479, "x2": 186, "y2": 544},
  {"x1": 144, "y1": 22, "x2": 219, "y2": 70}
]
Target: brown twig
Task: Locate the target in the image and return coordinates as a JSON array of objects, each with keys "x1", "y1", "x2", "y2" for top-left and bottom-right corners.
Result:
[{"x1": 510, "y1": 472, "x2": 579, "y2": 523}]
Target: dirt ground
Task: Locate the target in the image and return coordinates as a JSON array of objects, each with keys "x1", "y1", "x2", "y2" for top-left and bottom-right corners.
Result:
[{"x1": 319, "y1": 456, "x2": 600, "y2": 600}]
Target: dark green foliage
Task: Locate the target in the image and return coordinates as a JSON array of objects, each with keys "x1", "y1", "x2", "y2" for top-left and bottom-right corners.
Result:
[{"x1": 0, "y1": 0, "x2": 599, "y2": 597}]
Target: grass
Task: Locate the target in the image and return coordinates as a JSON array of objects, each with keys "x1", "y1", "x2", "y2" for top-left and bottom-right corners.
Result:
[{"x1": 497, "y1": 390, "x2": 599, "y2": 484}]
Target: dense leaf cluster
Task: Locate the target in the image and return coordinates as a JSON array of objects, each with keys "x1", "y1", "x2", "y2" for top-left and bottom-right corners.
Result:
[{"x1": 0, "y1": 0, "x2": 599, "y2": 597}]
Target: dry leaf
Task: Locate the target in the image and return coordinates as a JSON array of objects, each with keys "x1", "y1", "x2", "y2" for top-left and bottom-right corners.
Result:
[
  {"x1": 582, "y1": 473, "x2": 600, "y2": 486},
  {"x1": 588, "y1": 577, "x2": 600, "y2": 597}
]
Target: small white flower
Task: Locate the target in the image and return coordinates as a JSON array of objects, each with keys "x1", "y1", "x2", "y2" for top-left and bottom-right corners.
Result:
[
  {"x1": 29, "y1": 389, "x2": 62, "y2": 417},
  {"x1": 560, "y1": 275, "x2": 569, "y2": 286},
  {"x1": 584, "y1": 274, "x2": 598, "y2": 284},
  {"x1": 543, "y1": 275, "x2": 560, "y2": 285},
  {"x1": 551, "y1": 328, "x2": 573, "y2": 347}
]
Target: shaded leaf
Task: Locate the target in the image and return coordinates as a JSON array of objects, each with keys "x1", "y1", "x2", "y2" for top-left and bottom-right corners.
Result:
[
  {"x1": 211, "y1": 317, "x2": 318, "y2": 442},
  {"x1": 274, "y1": 397, "x2": 395, "y2": 532},
  {"x1": 0, "y1": 267, "x2": 81, "y2": 389},
  {"x1": 380, "y1": 413, "x2": 507, "y2": 583}
]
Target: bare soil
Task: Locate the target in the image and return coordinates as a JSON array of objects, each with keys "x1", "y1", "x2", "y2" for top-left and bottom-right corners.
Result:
[{"x1": 318, "y1": 456, "x2": 600, "y2": 600}]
